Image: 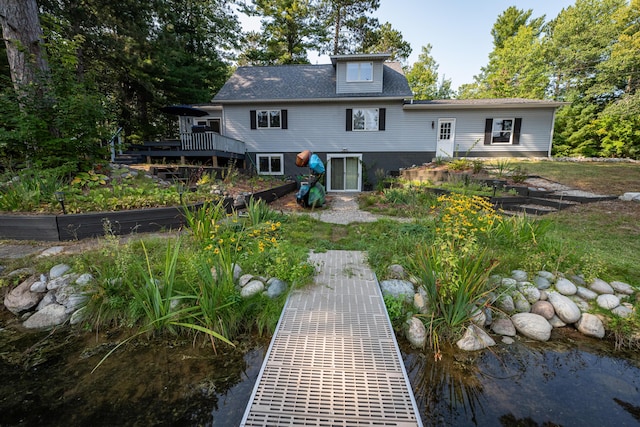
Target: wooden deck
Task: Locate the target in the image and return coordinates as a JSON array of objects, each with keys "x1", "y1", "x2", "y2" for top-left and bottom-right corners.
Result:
[{"x1": 241, "y1": 250, "x2": 422, "y2": 426}]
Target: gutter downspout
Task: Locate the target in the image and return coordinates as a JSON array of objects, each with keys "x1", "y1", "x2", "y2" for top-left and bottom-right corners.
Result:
[{"x1": 548, "y1": 108, "x2": 557, "y2": 158}]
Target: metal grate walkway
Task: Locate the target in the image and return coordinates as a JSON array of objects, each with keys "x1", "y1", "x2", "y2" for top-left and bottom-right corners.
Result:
[{"x1": 241, "y1": 250, "x2": 422, "y2": 426}]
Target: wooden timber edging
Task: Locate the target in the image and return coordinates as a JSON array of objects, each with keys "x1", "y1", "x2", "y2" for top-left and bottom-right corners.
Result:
[{"x1": 0, "y1": 182, "x2": 297, "y2": 242}]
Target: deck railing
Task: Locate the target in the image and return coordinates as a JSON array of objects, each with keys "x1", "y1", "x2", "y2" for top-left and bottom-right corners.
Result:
[{"x1": 180, "y1": 132, "x2": 245, "y2": 154}]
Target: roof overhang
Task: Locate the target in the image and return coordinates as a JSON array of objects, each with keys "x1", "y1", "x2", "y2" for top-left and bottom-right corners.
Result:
[
  {"x1": 330, "y1": 53, "x2": 392, "y2": 65},
  {"x1": 403, "y1": 99, "x2": 568, "y2": 110},
  {"x1": 215, "y1": 96, "x2": 409, "y2": 105}
]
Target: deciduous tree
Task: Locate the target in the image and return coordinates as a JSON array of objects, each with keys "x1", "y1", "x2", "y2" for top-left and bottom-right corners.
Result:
[{"x1": 404, "y1": 44, "x2": 453, "y2": 100}]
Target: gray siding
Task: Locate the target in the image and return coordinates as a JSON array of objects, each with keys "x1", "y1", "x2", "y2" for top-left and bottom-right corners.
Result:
[
  {"x1": 402, "y1": 107, "x2": 555, "y2": 156},
  {"x1": 335, "y1": 61, "x2": 384, "y2": 94},
  {"x1": 224, "y1": 104, "x2": 555, "y2": 178}
]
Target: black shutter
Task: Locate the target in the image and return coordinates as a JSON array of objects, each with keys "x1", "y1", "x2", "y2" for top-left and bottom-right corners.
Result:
[
  {"x1": 346, "y1": 109, "x2": 353, "y2": 131},
  {"x1": 484, "y1": 118, "x2": 493, "y2": 145},
  {"x1": 281, "y1": 109, "x2": 288, "y2": 129},
  {"x1": 250, "y1": 110, "x2": 257, "y2": 130},
  {"x1": 379, "y1": 108, "x2": 386, "y2": 131},
  {"x1": 512, "y1": 117, "x2": 522, "y2": 145}
]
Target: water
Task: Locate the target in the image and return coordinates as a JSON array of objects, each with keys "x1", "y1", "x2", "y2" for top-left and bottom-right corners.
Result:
[
  {"x1": 0, "y1": 327, "x2": 266, "y2": 426},
  {"x1": 2, "y1": 326, "x2": 640, "y2": 426},
  {"x1": 403, "y1": 330, "x2": 640, "y2": 426}
]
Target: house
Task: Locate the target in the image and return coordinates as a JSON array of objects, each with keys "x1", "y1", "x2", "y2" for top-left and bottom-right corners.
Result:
[{"x1": 185, "y1": 53, "x2": 563, "y2": 191}]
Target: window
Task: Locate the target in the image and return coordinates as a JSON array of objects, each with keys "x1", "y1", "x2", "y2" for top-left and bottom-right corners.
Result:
[
  {"x1": 346, "y1": 62, "x2": 373, "y2": 82},
  {"x1": 346, "y1": 108, "x2": 386, "y2": 131},
  {"x1": 257, "y1": 154, "x2": 283, "y2": 175},
  {"x1": 439, "y1": 121, "x2": 453, "y2": 140},
  {"x1": 250, "y1": 110, "x2": 288, "y2": 130},
  {"x1": 484, "y1": 118, "x2": 522, "y2": 145},
  {"x1": 258, "y1": 110, "x2": 280, "y2": 128},
  {"x1": 492, "y1": 118, "x2": 513, "y2": 143},
  {"x1": 196, "y1": 118, "x2": 221, "y2": 133}
]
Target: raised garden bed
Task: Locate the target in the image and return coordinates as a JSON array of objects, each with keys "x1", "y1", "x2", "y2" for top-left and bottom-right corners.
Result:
[{"x1": 0, "y1": 181, "x2": 297, "y2": 242}]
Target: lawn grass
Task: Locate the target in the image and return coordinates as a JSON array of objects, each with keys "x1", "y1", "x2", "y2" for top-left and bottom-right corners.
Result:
[{"x1": 511, "y1": 160, "x2": 640, "y2": 195}]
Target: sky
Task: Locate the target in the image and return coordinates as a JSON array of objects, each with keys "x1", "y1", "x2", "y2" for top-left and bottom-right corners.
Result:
[{"x1": 238, "y1": 0, "x2": 577, "y2": 91}]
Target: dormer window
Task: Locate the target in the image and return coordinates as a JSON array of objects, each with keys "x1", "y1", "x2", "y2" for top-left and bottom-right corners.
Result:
[{"x1": 346, "y1": 62, "x2": 373, "y2": 82}]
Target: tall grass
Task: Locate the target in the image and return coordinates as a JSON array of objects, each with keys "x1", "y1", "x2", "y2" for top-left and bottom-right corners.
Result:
[{"x1": 0, "y1": 169, "x2": 65, "y2": 211}]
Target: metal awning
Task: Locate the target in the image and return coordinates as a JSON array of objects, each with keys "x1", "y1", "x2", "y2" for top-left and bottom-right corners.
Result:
[{"x1": 160, "y1": 105, "x2": 209, "y2": 117}]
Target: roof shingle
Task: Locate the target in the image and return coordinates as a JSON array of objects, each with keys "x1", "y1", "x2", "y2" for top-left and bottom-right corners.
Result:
[{"x1": 213, "y1": 62, "x2": 412, "y2": 103}]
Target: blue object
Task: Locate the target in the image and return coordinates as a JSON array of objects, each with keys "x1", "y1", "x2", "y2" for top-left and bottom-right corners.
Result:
[{"x1": 308, "y1": 154, "x2": 325, "y2": 174}]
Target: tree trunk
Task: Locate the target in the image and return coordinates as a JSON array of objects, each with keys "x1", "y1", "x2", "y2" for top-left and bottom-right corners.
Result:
[{"x1": 0, "y1": 0, "x2": 49, "y2": 90}]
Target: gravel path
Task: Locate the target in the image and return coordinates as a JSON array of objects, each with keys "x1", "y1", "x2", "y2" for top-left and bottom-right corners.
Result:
[
  {"x1": 524, "y1": 177, "x2": 612, "y2": 198},
  {"x1": 304, "y1": 192, "x2": 412, "y2": 225}
]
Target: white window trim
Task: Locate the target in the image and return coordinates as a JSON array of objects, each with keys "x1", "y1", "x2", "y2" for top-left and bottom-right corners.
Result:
[
  {"x1": 437, "y1": 118, "x2": 456, "y2": 141},
  {"x1": 352, "y1": 108, "x2": 379, "y2": 132},
  {"x1": 346, "y1": 62, "x2": 373, "y2": 82},
  {"x1": 257, "y1": 110, "x2": 281, "y2": 129},
  {"x1": 256, "y1": 153, "x2": 284, "y2": 175},
  {"x1": 491, "y1": 118, "x2": 514, "y2": 144}
]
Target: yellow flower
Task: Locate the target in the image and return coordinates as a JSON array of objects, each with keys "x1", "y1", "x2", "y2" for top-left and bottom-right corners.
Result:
[
  {"x1": 213, "y1": 248, "x2": 220, "y2": 255},
  {"x1": 271, "y1": 237, "x2": 276, "y2": 243},
  {"x1": 218, "y1": 239, "x2": 224, "y2": 244}
]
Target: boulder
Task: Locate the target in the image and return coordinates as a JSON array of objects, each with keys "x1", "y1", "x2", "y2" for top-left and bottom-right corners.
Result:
[
  {"x1": 590, "y1": 278, "x2": 614, "y2": 295},
  {"x1": 568, "y1": 274, "x2": 586, "y2": 286},
  {"x1": 548, "y1": 315, "x2": 567, "y2": 328},
  {"x1": 555, "y1": 278, "x2": 577, "y2": 296},
  {"x1": 511, "y1": 270, "x2": 528, "y2": 282},
  {"x1": 456, "y1": 324, "x2": 495, "y2": 351},
  {"x1": 612, "y1": 305, "x2": 633, "y2": 318},
  {"x1": 29, "y1": 279, "x2": 48, "y2": 293},
  {"x1": 47, "y1": 274, "x2": 79, "y2": 291},
  {"x1": 36, "y1": 291, "x2": 57, "y2": 311},
  {"x1": 569, "y1": 296, "x2": 590, "y2": 312},
  {"x1": 470, "y1": 307, "x2": 486, "y2": 326},
  {"x1": 413, "y1": 292, "x2": 429, "y2": 314},
  {"x1": 23, "y1": 304, "x2": 69, "y2": 329},
  {"x1": 519, "y1": 283, "x2": 541, "y2": 304},
  {"x1": 4, "y1": 275, "x2": 44, "y2": 314},
  {"x1": 511, "y1": 313, "x2": 553, "y2": 342},
  {"x1": 379, "y1": 279, "x2": 415, "y2": 303},
  {"x1": 239, "y1": 274, "x2": 254, "y2": 288},
  {"x1": 610, "y1": 281, "x2": 634, "y2": 295},
  {"x1": 620, "y1": 192, "x2": 640, "y2": 201},
  {"x1": 531, "y1": 300, "x2": 555, "y2": 320},
  {"x1": 241, "y1": 280, "x2": 264, "y2": 298},
  {"x1": 537, "y1": 271, "x2": 556, "y2": 282},
  {"x1": 38, "y1": 246, "x2": 64, "y2": 258},
  {"x1": 265, "y1": 278, "x2": 287, "y2": 298},
  {"x1": 491, "y1": 318, "x2": 516, "y2": 337},
  {"x1": 496, "y1": 294, "x2": 515, "y2": 313},
  {"x1": 387, "y1": 264, "x2": 407, "y2": 279},
  {"x1": 75, "y1": 273, "x2": 94, "y2": 286},
  {"x1": 576, "y1": 313, "x2": 605, "y2": 339},
  {"x1": 49, "y1": 264, "x2": 71, "y2": 279},
  {"x1": 576, "y1": 286, "x2": 598, "y2": 301},
  {"x1": 547, "y1": 292, "x2": 581, "y2": 324},
  {"x1": 512, "y1": 291, "x2": 531, "y2": 313},
  {"x1": 533, "y1": 276, "x2": 552, "y2": 290},
  {"x1": 501, "y1": 278, "x2": 517, "y2": 288},
  {"x1": 596, "y1": 294, "x2": 620, "y2": 310},
  {"x1": 405, "y1": 317, "x2": 427, "y2": 349}
]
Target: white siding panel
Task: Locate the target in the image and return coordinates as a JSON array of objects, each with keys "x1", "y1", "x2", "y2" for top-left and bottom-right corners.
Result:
[
  {"x1": 224, "y1": 102, "x2": 426, "y2": 154},
  {"x1": 222, "y1": 104, "x2": 555, "y2": 156},
  {"x1": 336, "y1": 62, "x2": 383, "y2": 94}
]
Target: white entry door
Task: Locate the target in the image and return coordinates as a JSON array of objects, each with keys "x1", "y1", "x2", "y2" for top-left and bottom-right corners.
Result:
[
  {"x1": 436, "y1": 118, "x2": 456, "y2": 158},
  {"x1": 327, "y1": 154, "x2": 362, "y2": 192}
]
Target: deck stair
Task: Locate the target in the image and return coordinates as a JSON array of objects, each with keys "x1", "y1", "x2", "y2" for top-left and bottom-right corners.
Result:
[{"x1": 241, "y1": 250, "x2": 422, "y2": 426}]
